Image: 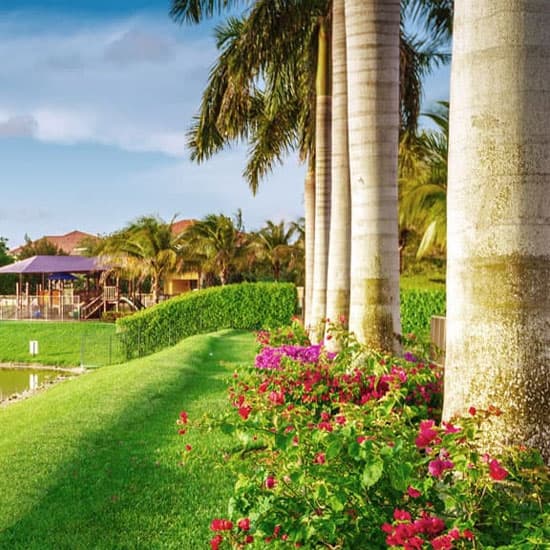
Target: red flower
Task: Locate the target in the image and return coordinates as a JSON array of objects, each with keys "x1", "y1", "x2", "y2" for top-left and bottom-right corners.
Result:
[
  {"x1": 431, "y1": 534, "x2": 453, "y2": 549},
  {"x1": 179, "y1": 411, "x2": 188, "y2": 424},
  {"x1": 210, "y1": 534, "x2": 223, "y2": 550},
  {"x1": 468, "y1": 406, "x2": 476, "y2": 416},
  {"x1": 237, "y1": 518, "x2": 251, "y2": 531},
  {"x1": 265, "y1": 476, "x2": 276, "y2": 489},
  {"x1": 269, "y1": 391, "x2": 285, "y2": 405},
  {"x1": 178, "y1": 429, "x2": 187, "y2": 435},
  {"x1": 407, "y1": 486, "x2": 421, "y2": 499},
  {"x1": 185, "y1": 444, "x2": 192, "y2": 452},
  {"x1": 357, "y1": 435, "x2": 367, "y2": 444},
  {"x1": 238, "y1": 406, "x2": 252, "y2": 420},
  {"x1": 314, "y1": 452, "x2": 326, "y2": 465},
  {"x1": 335, "y1": 414, "x2": 346, "y2": 425},
  {"x1": 210, "y1": 519, "x2": 233, "y2": 531},
  {"x1": 488, "y1": 458, "x2": 509, "y2": 481},
  {"x1": 244, "y1": 535, "x2": 254, "y2": 544},
  {"x1": 462, "y1": 529, "x2": 475, "y2": 540}
]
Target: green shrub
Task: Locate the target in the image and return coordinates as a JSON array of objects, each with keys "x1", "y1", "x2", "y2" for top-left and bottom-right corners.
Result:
[
  {"x1": 401, "y1": 289, "x2": 446, "y2": 342},
  {"x1": 116, "y1": 282, "x2": 297, "y2": 359}
]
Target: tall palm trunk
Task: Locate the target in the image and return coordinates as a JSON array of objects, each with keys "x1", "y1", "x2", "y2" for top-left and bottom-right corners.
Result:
[
  {"x1": 304, "y1": 159, "x2": 315, "y2": 327},
  {"x1": 310, "y1": 18, "x2": 332, "y2": 343},
  {"x1": 326, "y1": 0, "x2": 350, "y2": 348},
  {"x1": 444, "y1": 1, "x2": 550, "y2": 460},
  {"x1": 346, "y1": 0, "x2": 401, "y2": 352}
]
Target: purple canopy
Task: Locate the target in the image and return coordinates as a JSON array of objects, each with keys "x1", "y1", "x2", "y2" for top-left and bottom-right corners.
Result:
[{"x1": 0, "y1": 255, "x2": 106, "y2": 274}]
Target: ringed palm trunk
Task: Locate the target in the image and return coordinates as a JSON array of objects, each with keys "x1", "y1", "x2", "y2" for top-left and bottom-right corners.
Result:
[
  {"x1": 309, "y1": 18, "x2": 332, "y2": 343},
  {"x1": 325, "y1": 0, "x2": 351, "y2": 349},
  {"x1": 444, "y1": 1, "x2": 550, "y2": 460},
  {"x1": 346, "y1": 0, "x2": 401, "y2": 352},
  {"x1": 304, "y1": 159, "x2": 315, "y2": 327}
]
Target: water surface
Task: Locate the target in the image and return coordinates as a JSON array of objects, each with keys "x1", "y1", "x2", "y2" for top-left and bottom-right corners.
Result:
[{"x1": 0, "y1": 368, "x2": 58, "y2": 401}]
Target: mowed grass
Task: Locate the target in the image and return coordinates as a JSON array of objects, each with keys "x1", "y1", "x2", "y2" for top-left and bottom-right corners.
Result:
[
  {"x1": 0, "y1": 321, "x2": 119, "y2": 366},
  {"x1": 0, "y1": 329, "x2": 256, "y2": 549}
]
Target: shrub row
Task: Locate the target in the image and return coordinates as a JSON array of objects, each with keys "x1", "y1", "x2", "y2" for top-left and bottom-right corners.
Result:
[
  {"x1": 116, "y1": 282, "x2": 297, "y2": 359},
  {"x1": 401, "y1": 289, "x2": 446, "y2": 342}
]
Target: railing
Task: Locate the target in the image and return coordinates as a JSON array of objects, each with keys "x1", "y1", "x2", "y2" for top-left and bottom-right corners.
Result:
[{"x1": 0, "y1": 293, "x2": 81, "y2": 321}]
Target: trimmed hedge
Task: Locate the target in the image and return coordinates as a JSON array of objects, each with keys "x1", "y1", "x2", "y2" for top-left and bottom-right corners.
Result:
[
  {"x1": 116, "y1": 282, "x2": 297, "y2": 359},
  {"x1": 401, "y1": 288, "x2": 446, "y2": 342}
]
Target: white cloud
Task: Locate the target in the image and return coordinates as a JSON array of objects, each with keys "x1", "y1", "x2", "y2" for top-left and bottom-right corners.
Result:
[{"x1": 0, "y1": 15, "x2": 216, "y2": 157}]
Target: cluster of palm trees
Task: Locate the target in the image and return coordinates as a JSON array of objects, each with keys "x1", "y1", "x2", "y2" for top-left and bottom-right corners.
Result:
[
  {"x1": 171, "y1": 0, "x2": 452, "y2": 348},
  {"x1": 92, "y1": 214, "x2": 303, "y2": 302},
  {"x1": 171, "y1": 1, "x2": 550, "y2": 460}
]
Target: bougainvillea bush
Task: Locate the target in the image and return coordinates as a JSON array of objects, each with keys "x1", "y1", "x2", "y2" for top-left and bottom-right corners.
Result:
[{"x1": 178, "y1": 326, "x2": 549, "y2": 549}]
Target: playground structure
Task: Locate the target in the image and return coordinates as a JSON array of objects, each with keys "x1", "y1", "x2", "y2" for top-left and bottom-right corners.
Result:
[{"x1": 0, "y1": 255, "x2": 155, "y2": 321}]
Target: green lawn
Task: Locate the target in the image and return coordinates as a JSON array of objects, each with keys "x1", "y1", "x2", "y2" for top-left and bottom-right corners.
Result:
[
  {"x1": 0, "y1": 329, "x2": 256, "y2": 549},
  {"x1": 0, "y1": 321, "x2": 121, "y2": 367}
]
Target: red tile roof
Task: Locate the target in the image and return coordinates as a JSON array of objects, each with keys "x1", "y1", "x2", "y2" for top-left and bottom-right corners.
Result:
[
  {"x1": 171, "y1": 219, "x2": 194, "y2": 235},
  {"x1": 11, "y1": 230, "x2": 98, "y2": 256}
]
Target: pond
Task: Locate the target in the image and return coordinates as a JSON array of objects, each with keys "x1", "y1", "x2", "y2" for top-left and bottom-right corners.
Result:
[{"x1": 0, "y1": 368, "x2": 59, "y2": 401}]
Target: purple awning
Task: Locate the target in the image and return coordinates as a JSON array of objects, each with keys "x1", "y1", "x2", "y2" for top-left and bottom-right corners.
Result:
[{"x1": 0, "y1": 255, "x2": 107, "y2": 274}]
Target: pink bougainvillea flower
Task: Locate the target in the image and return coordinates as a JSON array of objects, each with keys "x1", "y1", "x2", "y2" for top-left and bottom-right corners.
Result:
[
  {"x1": 416, "y1": 419, "x2": 441, "y2": 449},
  {"x1": 428, "y1": 458, "x2": 454, "y2": 478},
  {"x1": 488, "y1": 458, "x2": 509, "y2": 481},
  {"x1": 442, "y1": 421, "x2": 461, "y2": 434},
  {"x1": 393, "y1": 509, "x2": 412, "y2": 521},
  {"x1": 407, "y1": 486, "x2": 422, "y2": 498}
]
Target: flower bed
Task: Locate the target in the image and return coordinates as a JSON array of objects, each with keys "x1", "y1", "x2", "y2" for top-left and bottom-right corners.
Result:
[{"x1": 178, "y1": 325, "x2": 548, "y2": 549}]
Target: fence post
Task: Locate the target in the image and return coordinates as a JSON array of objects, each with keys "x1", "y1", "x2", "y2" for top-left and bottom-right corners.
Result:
[
  {"x1": 108, "y1": 335, "x2": 112, "y2": 366},
  {"x1": 80, "y1": 333, "x2": 85, "y2": 368}
]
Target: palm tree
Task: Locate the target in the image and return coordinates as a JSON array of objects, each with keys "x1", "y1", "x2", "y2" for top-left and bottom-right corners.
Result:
[
  {"x1": 251, "y1": 220, "x2": 300, "y2": 281},
  {"x1": 325, "y1": 0, "x2": 350, "y2": 346},
  {"x1": 182, "y1": 212, "x2": 248, "y2": 285},
  {"x1": 345, "y1": 0, "x2": 401, "y2": 352},
  {"x1": 101, "y1": 216, "x2": 185, "y2": 303},
  {"x1": 171, "y1": 0, "x2": 451, "y2": 347},
  {"x1": 399, "y1": 101, "x2": 448, "y2": 259},
  {"x1": 444, "y1": 1, "x2": 550, "y2": 460}
]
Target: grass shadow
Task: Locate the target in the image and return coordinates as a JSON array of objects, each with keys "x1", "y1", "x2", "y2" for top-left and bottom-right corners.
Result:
[{"x1": 0, "y1": 330, "x2": 255, "y2": 549}]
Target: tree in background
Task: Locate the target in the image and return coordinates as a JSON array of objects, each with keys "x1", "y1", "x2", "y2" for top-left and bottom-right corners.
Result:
[
  {"x1": 250, "y1": 220, "x2": 302, "y2": 282},
  {"x1": 181, "y1": 212, "x2": 249, "y2": 286},
  {"x1": 100, "y1": 216, "x2": 185, "y2": 303},
  {"x1": 0, "y1": 237, "x2": 16, "y2": 294},
  {"x1": 17, "y1": 235, "x2": 67, "y2": 259},
  {"x1": 399, "y1": 101, "x2": 448, "y2": 259}
]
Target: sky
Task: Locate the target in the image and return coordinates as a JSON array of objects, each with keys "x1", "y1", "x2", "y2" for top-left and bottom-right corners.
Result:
[{"x1": 0, "y1": 0, "x2": 450, "y2": 249}]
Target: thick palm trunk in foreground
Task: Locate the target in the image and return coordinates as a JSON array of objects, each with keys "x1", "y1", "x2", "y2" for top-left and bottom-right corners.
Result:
[
  {"x1": 346, "y1": 0, "x2": 401, "y2": 352},
  {"x1": 444, "y1": 1, "x2": 550, "y2": 460},
  {"x1": 310, "y1": 19, "x2": 332, "y2": 343},
  {"x1": 326, "y1": 0, "x2": 351, "y2": 347}
]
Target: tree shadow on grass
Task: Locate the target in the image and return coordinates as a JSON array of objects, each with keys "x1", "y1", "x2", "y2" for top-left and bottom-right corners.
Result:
[{"x1": 0, "y1": 330, "x2": 255, "y2": 550}]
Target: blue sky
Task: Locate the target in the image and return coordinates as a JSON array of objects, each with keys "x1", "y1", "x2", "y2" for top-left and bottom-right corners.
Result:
[{"x1": 0, "y1": 0, "x2": 450, "y2": 249}]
